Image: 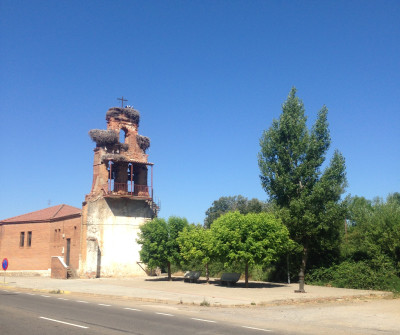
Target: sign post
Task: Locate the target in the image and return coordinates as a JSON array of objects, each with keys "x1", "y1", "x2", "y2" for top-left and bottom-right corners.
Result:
[{"x1": 2, "y1": 258, "x2": 8, "y2": 284}]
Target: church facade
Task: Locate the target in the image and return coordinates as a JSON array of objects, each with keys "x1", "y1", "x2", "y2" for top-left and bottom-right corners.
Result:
[{"x1": 0, "y1": 105, "x2": 158, "y2": 278}]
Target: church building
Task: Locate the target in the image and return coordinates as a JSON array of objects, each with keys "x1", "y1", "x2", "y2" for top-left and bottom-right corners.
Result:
[
  {"x1": 0, "y1": 204, "x2": 81, "y2": 276},
  {"x1": 0, "y1": 104, "x2": 158, "y2": 278}
]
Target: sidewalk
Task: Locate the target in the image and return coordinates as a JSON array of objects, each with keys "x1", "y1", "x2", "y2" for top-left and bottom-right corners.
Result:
[{"x1": 0, "y1": 275, "x2": 392, "y2": 307}]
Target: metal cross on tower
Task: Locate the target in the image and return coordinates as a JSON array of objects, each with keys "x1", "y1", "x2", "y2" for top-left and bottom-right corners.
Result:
[{"x1": 117, "y1": 96, "x2": 128, "y2": 107}]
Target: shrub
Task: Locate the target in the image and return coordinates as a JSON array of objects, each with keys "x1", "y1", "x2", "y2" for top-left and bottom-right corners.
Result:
[{"x1": 306, "y1": 260, "x2": 400, "y2": 292}]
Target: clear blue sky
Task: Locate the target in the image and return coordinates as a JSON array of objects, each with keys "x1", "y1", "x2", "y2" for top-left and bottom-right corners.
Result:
[{"x1": 1, "y1": 1, "x2": 399, "y2": 224}]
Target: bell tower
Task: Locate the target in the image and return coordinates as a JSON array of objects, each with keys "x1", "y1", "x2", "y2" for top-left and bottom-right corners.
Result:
[{"x1": 80, "y1": 105, "x2": 158, "y2": 278}]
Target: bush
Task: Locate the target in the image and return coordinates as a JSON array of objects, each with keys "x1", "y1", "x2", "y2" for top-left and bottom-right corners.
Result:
[
  {"x1": 249, "y1": 264, "x2": 280, "y2": 282},
  {"x1": 306, "y1": 260, "x2": 400, "y2": 292}
]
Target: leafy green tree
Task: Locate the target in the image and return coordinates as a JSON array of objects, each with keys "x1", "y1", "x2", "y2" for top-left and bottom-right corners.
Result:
[
  {"x1": 258, "y1": 87, "x2": 347, "y2": 290},
  {"x1": 137, "y1": 216, "x2": 189, "y2": 280},
  {"x1": 178, "y1": 225, "x2": 214, "y2": 282},
  {"x1": 344, "y1": 194, "x2": 400, "y2": 271},
  {"x1": 211, "y1": 211, "x2": 293, "y2": 287},
  {"x1": 341, "y1": 195, "x2": 375, "y2": 261},
  {"x1": 388, "y1": 192, "x2": 400, "y2": 205},
  {"x1": 204, "y1": 195, "x2": 270, "y2": 228},
  {"x1": 345, "y1": 195, "x2": 374, "y2": 227},
  {"x1": 307, "y1": 193, "x2": 400, "y2": 293},
  {"x1": 373, "y1": 195, "x2": 400, "y2": 270}
]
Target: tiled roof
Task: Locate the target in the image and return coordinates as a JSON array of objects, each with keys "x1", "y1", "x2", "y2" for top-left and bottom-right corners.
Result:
[{"x1": 0, "y1": 204, "x2": 81, "y2": 223}]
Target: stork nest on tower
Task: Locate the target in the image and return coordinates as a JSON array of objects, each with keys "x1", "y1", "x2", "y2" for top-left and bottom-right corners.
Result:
[
  {"x1": 89, "y1": 129, "x2": 119, "y2": 146},
  {"x1": 137, "y1": 135, "x2": 150, "y2": 152},
  {"x1": 106, "y1": 107, "x2": 140, "y2": 125},
  {"x1": 101, "y1": 153, "x2": 128, "y2": 163}
]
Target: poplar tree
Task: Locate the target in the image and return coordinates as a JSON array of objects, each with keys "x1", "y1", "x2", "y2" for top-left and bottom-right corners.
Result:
[{"x1": 258, "y1": 87, "x2": 347, "y2": 291}]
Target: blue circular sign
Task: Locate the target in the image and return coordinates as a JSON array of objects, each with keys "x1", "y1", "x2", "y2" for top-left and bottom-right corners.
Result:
[{"x1": 2, "y1": 258, "x2": 8, "y2": 271}]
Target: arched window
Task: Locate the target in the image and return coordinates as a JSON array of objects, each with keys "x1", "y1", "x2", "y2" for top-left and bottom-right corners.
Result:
[{"x1": 119, "y1": 128, "x2": 127, "y2": 143}]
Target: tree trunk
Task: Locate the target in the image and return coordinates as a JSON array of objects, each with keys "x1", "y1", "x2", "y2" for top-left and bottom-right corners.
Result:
[
  {"x1": 296, "y1": 246, "x2": 308, "y2": 293},
  {"x1": 301, "y1": 246, "x2": 308, "y2": 276},
  {"x1": 205, "y1": 263, "x2": 209, "y2": 283},
  {"x1": 167, "y1": 261, "x2": 172, "y2": 281},
  {"x1": 245, "y1": 262, "x2": 249, "y2": 288}
]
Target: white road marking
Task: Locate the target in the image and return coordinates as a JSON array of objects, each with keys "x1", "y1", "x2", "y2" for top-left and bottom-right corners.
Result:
[
  {"x1": 25, "y1": 293, "x2": 35, "y2": 295},
  {"x1": 77, "y1": 300, "x2": 89, "y2": 303},
  {"x1": 156, "y1": 312, "x2": 174, "y2": 316},
  {"x1": 98, "y1": 303, "x2": 111, "y2": 306},
  {"x1": 191, "y1": 318, "x2": 216, "y2": 323},
  {"x1": 41, "y1": 295, "x2": 51, "y2": 298},
  {"x1": 39, "y1": 316, "x2": 88, "y2": 329},
  {"x1": 124, "y1": 307, "x2": 142, "y2": 311},
  {"x1": 57, "y1": 298, "x2": 69, "y2": 300},
  {"x1": 242, "y1": 326, "x2": 272, "y2": 332}
]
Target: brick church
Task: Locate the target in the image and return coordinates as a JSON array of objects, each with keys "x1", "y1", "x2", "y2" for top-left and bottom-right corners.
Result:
[{"x1": 0, "y1": 105, "x2": 158, "y2": 278}]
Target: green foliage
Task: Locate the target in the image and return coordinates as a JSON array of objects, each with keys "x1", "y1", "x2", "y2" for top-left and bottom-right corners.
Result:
[
  {"x1": 137, "y1": 218, "x2": 168, "y2": 269},
  {"x1": 343, "y1": 194, "x2": 400, "y2": 272},
  {"x1": 258, "y1": 87, "x2": 347, "y2": 276},
  {"x1": 306, "y1": 261, "x2": 400, "y2": 292},
  {"x1": 178, "y1": 225, "x2": 213, "y2": 280},
  {"x1": 248, "y1": 264, "x2": 277, "y2": 282},
  {"x1": 210, "y1": 211, "x2": 293, "y2": 287},
  {"x1": 308, "y1": 193, "x2": 400, "y2": 293},
  {"x1": 137, "y1": 216, "x2": 189, "y2": 280},
  {"x1": 204, "y1": 195, "x2": 272, "y2": 228}
]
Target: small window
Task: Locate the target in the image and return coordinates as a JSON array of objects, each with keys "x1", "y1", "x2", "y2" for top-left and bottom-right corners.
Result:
[
  {"x1": 27, "y1": 231, "x2": 32, "y2": 247},
  {"x1": 119, "y1": 129, "x2": 126, "y2": 143},
  {"x1": 20, "y1": 232, "x2": 25, "y2": 247}
]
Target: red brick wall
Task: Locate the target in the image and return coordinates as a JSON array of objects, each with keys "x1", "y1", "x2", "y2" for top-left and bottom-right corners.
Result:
[
  {"x1": 51, "y1": 256, "x2": 67, "y2": 279},
  {"x1": 49, "y1": 216, "x2": 81, "y2": 270},
  {"x1": 0, "y1": 216, "x2": 81, "y2": 271}
]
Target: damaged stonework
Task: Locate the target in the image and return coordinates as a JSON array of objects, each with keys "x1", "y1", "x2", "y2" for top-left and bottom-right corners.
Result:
[{"x1": 80, "y1": 106, "x2": 158, "y2": 278}]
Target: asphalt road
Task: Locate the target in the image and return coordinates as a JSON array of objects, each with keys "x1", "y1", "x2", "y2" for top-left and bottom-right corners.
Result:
[{"x1": 0, "y1": 289, "x2": 279, "y2": 335}]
